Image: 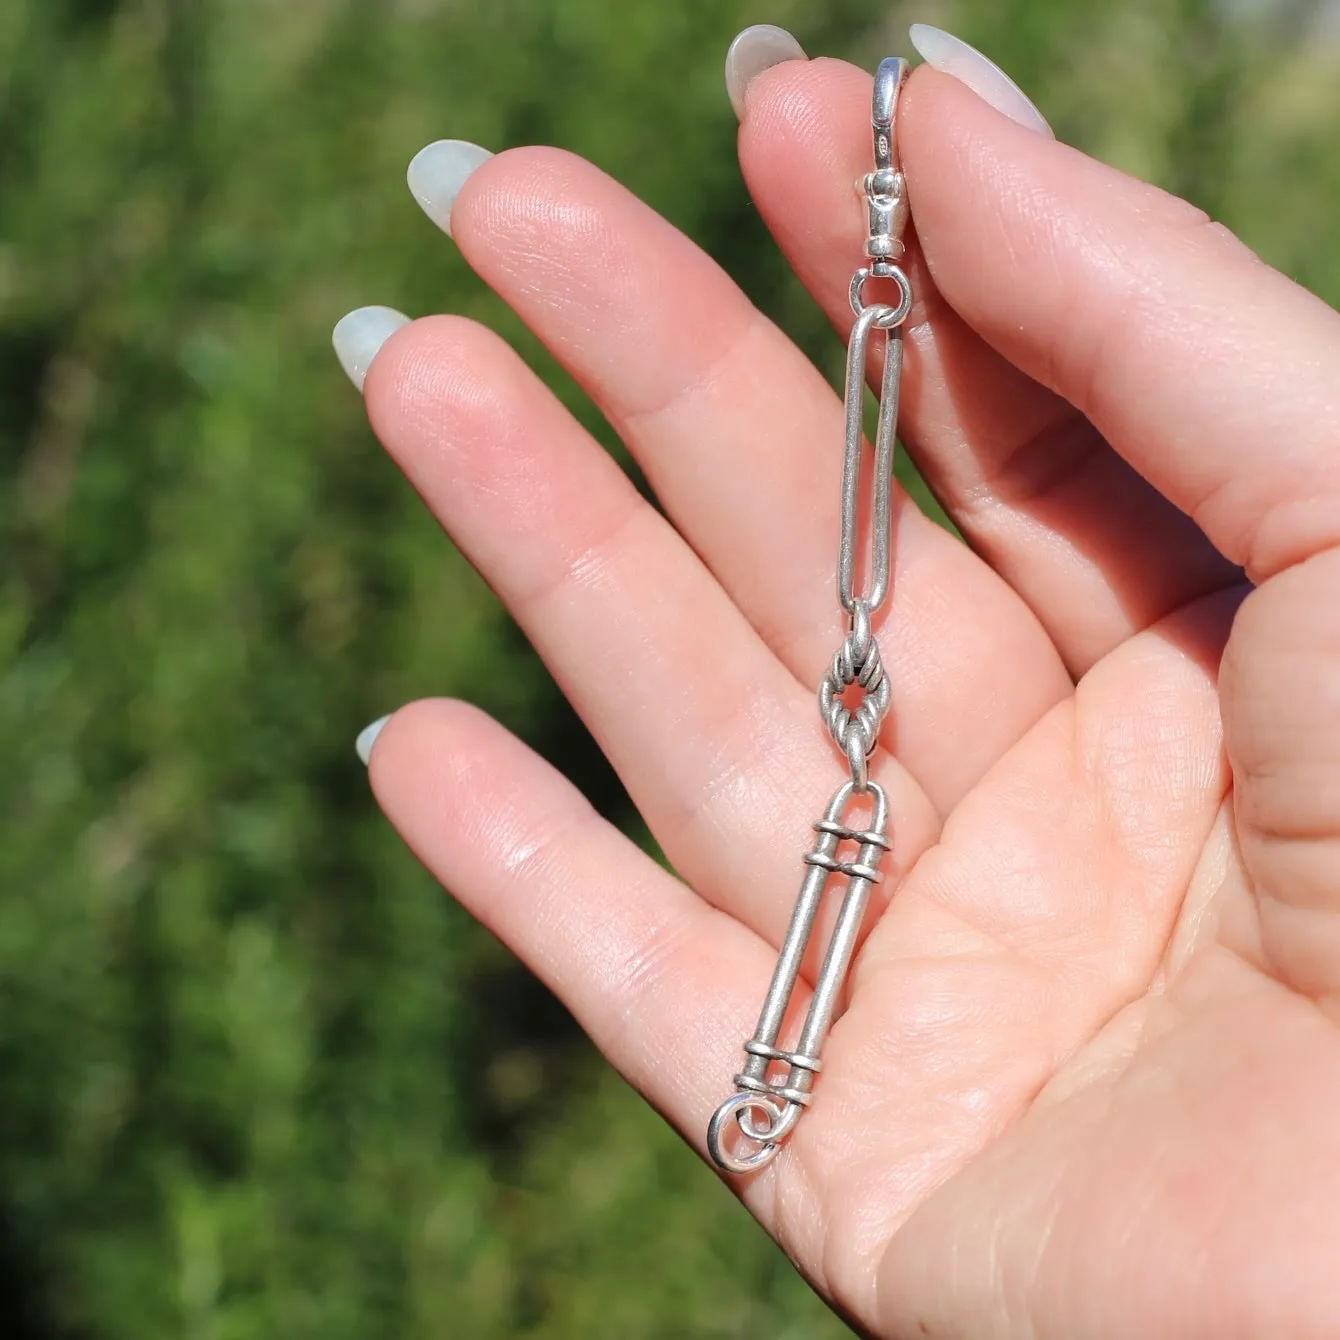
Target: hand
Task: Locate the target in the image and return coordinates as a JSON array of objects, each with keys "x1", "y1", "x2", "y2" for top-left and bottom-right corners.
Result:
[{"x1": 338, "y1": 48, "x2": 1340, "y2": 1340}]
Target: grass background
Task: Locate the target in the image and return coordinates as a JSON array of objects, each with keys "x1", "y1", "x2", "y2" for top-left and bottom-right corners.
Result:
[{"x1": 1, "y1": 0, "x2": 1338, "y2": 1335}]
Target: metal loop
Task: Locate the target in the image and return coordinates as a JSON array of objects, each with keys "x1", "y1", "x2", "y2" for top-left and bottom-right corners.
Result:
[
  {"x1": 743, "y1": 1041, "x2": 824, "y2": 1073},
  {"x1": 737, "y1": 1091, "x2": 805, "y2": 1147},
  {"x1": 707, "y1": 1092, "x2": 787, "y2": 1173},
  {"x1": 813, "y1": 820, "x2": 892, "y2": 851},
  {"x1": 838, "y1": 304, "x2": 905, "y2": 615},
  {"x1": 849, "y1": 265, "x2": 913, "y2": 326},
  {"x1": 818, "y1": 602, "x2": 892, "y2": 784},
  {"x1": 802, "y1": 848, "x2": 882, "y2": 884}
]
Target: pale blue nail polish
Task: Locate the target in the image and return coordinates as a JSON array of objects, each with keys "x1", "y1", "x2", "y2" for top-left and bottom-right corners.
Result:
[
  {"x1": 332, "y1": 306, "x2": 410, "y2": 393},
  {"x1": 406, "y1": 139, "x2": 494, "y2": 237},
  {"x1": 724, "y1": 25, "x2": 808, "y2": 121},
  {"x1": 909, "y1": 23, "x2": 1053, "y2": 138},
  {"x1": 355, "y1": 714, "x2": 392, "y2": 766}
]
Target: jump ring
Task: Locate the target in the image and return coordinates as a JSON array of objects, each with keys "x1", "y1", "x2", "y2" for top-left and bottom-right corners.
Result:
[{"x1": 849, "y1": 266, "x2": 913, "y2": 328}]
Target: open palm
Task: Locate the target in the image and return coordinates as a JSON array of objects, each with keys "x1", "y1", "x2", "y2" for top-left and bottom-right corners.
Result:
[{"x1": 350, "y1": 59, "x2": 1340, "y2": 1339}]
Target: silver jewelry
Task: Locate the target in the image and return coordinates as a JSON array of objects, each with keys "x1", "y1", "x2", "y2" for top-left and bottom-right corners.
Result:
[{"x1": 707, "y1": 58, "x2": 911, "y2": 1175}]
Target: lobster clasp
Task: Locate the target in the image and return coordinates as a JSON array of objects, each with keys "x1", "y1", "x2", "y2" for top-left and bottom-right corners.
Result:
[{"x1": 862, "y1": 57, "x2": 910, "y2": 273}]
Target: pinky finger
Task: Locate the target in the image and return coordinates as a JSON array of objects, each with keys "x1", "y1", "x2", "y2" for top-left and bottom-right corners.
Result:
[{"x1": 363, "y1": 697, "x2": 783, "y2": 1163}]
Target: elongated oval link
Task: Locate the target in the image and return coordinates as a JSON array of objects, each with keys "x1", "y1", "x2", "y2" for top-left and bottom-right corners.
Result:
[
  {"x1": 838, "y1": 300, "x2": 906, "y2": 615},
  {"x1": 706, "y1": 782, "x2": 891, "y2": 1174}
]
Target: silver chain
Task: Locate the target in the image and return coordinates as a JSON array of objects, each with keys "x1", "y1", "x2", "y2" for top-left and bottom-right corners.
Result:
[{"x1": 708, "y1": 57, "x2": 910, "y2": 1176}]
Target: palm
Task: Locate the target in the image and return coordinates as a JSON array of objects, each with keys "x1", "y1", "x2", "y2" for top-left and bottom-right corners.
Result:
[
  {"x1": 803, "y1": 619, "x2": 1289, "y2": 1338},
  {"x1": 354, "y1": 60, "x2": 1340, "y2": 1339}
]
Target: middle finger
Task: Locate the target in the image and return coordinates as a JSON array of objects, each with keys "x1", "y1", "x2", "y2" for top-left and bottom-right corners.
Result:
[{"x1": 426, "y1": 141, "x2": 1072, "y2": 815}]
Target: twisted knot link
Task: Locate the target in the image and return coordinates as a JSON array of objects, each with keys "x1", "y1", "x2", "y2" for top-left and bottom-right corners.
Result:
[{"x1": 818, "y1": 601, "x2": 890, "y2": 789}]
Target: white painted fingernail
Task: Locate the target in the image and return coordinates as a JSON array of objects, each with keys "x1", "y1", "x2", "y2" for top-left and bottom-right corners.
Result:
[
  {"x1": 909, "y1": 24, "x2": 1053, "y2": 138},
  {"x1": 332, "y1": 306, "x2": 410, "y2": 393},
  {"x1": 407, "y1": 139, "x2": 493, "y2": 237},
  {"x1": 724, "y1": 25, "x2": 808, "y2": 121},
  {"x1": 355, "y1": 714, "x2": 392, "y2": 766}
]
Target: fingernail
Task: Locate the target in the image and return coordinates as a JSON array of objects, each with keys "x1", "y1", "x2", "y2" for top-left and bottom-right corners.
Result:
[
  {"x1": 908, "y1": 24, "x2": 1053, "y2": 138},
  {"x1": 355, "y1": 714, "x2": 392, "y2": 766},
  {"x1": 332, "y1": 306, "x2": 410, "y2": 393},
  {"x1": 407, "y1": 139, "x2": 493, "y2": 237},
  {"x1": 724, "y1": 25, "x2": 807, "y2": 121}
]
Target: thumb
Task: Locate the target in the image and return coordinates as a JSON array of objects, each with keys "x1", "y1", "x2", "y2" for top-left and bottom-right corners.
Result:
[
  {"x1": 899, "y1": 67, "x2": 1340, "y2": 999},
  {"x1": 1222, "y1": 549, "x2": 1340, "y2": 1004},
  {"x1": 900, "y1": 67, "x2": 1340, "y2": 584}
]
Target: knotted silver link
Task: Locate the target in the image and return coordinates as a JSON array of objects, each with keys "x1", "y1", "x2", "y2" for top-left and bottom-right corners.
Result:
[
  {"x1": 708, "y1": 55, "x2": 910, "y2": 1178},
  {"x1": 819, "y1": 601, "x2": 891, "y2": 792}
]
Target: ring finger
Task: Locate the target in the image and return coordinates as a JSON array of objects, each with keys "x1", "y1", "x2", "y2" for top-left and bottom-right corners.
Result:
[{"x1": 354, "y1": 312, "x2": 940, "y2": 949}]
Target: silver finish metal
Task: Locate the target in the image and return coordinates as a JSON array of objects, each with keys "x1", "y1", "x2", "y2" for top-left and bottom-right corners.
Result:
[
  {"x1": 853, "y1": 59, "x2": 912, "y2": 319},
  {"x1": 838, "y1": 304, "x2": 903, "y2": 614},
  {"x1": 820, "y1": 598, "x2": 891, "y2": 786},
  {"x1": 862, "y1": 58, "x2": 910, "y2": 271},
  {"x1": 707, "y1": 783, "x2": 892, "y2": 1175},
  {"x1": 850, "y1": 263, "x2": 913, "y2": 325},
  {"x1": 707, "y1": 56, "x2": 913, "y2": 1176}
]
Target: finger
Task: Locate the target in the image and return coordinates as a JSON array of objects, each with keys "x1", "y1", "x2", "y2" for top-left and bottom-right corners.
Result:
[
  {"x1": 898, "y1": 66, "x2": 1340, "y2": 583},
  {"x1": 737, "y1": 56, "x2": 1240, "y2": 674},
  {"x1": 1222, "y1": 548, "x2": 1340, "y2": 1009},
  {"x1": 365, "y1": 698, "x2": 787, "y2": 1169},
  {"x1": 362, "y1": 315, "x2": 940, "y2": 950},
  {"x1": 435, "y1": 141, "x2": 1069, "y2": 815}
]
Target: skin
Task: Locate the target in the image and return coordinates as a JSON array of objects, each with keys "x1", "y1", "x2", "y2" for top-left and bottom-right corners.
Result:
[{"x1": 355, "y1": 59, "x2": 1340, "y2": 1339}]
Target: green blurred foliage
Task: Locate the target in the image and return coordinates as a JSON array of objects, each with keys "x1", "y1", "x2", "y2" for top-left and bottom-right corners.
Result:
[{"x1": 0, "y1": 0, "x2": 1337, "y2": 1335}]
